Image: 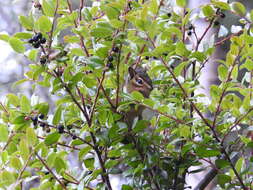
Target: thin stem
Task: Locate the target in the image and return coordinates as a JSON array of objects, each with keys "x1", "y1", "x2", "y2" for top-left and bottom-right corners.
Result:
[
  {"x1": 35, "y1": 152, "x2": 67, "y2": 190},
  {"x1": 48, "y1": 0, "x2": 59, "y2": 51}
]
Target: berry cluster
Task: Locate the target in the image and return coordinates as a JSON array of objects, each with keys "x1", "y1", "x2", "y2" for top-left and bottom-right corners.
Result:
[
  {"x1": 30, "y1": 113, "x2": 77, "y2": 139},
  {"x1": 187, "y1": 24, "x2": 194, "y2": 36},
  {"x1": 106, "y1": 46, "x2": 120, "y2": 70},
  {"x1": 28, "y1": 32, "x2": 46, "y2": 49}
]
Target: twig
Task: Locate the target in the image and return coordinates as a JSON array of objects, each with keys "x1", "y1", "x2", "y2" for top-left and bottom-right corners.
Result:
[
  {"x1": 37, "y1": 136, "x2": 80, "y2": 150},
  {"x1": 35, "y1": 152, "x2": 67, "y2": 190},
  {"x1": 48, "y1": 0, "x2": 59, "y2": 51}
]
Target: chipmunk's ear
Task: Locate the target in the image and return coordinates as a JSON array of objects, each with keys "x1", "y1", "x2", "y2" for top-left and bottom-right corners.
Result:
[{"x1": 128, "y1": 67, "x2": 136, "y2": 79}]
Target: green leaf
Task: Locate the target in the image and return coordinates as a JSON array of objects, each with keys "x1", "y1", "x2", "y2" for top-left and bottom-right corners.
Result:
[
  {"x1": 150, "y1": 0, "x2": 158, "y2": 14},
  {"x1": 84, "y1": 157, "x2": 94, "y2": 170},
  {"x1": 19, "y1": 15, "x2": 33, "y2": 30},
  {"x1": 131, "y1": 91, "x2": 144, "y2": 101},
  {"x1": 176, "y1": 0, "x2": 187, "y2": 7},
  {"x1": 235, "y1": 157, "x2": 244, "y2": 173},
  {"x1": 215, "y1": 159, "x2": 230, "y2": 169},
  {"x1": 7, "y1": 94, "x2": 20, "y2": 107},
  {"x1": 102, "y1": 6, "x2": 120, "y2": 20},
  {"x1": 14, "y1": 32, "x2": 33, "y2": 39},
  {"x1": 195, "y1": 146, "x2": 220, "y2": 157},
  {"x1": 179, "y1": 125, "x2": 190, "y2": 138},
  {"x1": 9, "y1": 37, "x2": 25, "y2": 53},
  {"x1": 218, "y1": 64, "x2": 228, "y2": 81},
  {"x1": 202, "y1": 5, "x2": 215, "y2": 17},
  {"x1": 42, "y1": 0, "x2": 55, "y2": 17},
  {"x1": 54, "y1": 157, "x2": 66, "y2": 173},
  {"x1": 27, "y1": 49, "x2": 39, "y2": 62},
  {"x1": 37, "y1": 15, "x2": 52, "y2": 33},
  {"x1": 79, "y1": 146, "x2": 92, "y2": 160},
  {"x1": 0, "y1": 124, "x2": 8, "y2": 142},
  {"x1": 90, "y1": 27, "x2": 113, "y2": 38},
  {"x1": 45, "y1": 132, "x2": 61, "y2": 146},
  {"x1": 53, "y1": 105, "x2": 62, "y2": 125},
  {"x1": 211, "y1": 0, "x2": 230, "y2": 10},
  {"x1": 133, "y1": 120, "x2": 149, "y2": 133},
  {"x1": 0, "y1": 33, "x2": 10, "y2": 42},
  {"x1": 174, "y1": 61, "x2": 188, "y2": 77},
  {"x1": 175, "y1": 42, "x2": 190, "y2": 57},
  {"x1": 231, "y1": 2, "x2": 246, "y2": 16},
  {"x1": 122, "y1": 185, "x2": 133, "y2": 190},
  {"x1": 241, "y1": 59, "x2": 253, "y2": 71},
  {"x1": 105, "y1": 160, "x2": 118, "y2": 169},
  {"x1": 26, "y1": 127, "x2": 37, "y2": 146},
  {"x1": 20, "y1": 95, "x2": 31, "y2": 113},
  {"x1": 217, "y1": 174, "x2": 231, "y2": 188},
  {"x1": 20, "y1": 139, "x2": 29, "y2": 161},
  {"x1": 10, "y1": 156, "x2": 22, "y2": 170}
]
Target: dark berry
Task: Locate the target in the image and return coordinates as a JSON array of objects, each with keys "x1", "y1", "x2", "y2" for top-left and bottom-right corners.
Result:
[
  {"x1": 220, "y1": 12, "x2": 225, "y2": 18},
  {"x1": 128, "y1": 2, "x2": 132, "y2": 10},
  {"x1": 40, "y1": 37, "x2": 46, "y2": 44},
  {"x1": 33, "y1": 41, "x2": 41, "y2": 48},
  {"x1": 72, "y1": 134, "x2": 77, "y2": 140},
  {"x1": 184, "y1": 11, "x2": 189, "y2": 15},
  {"x1": 163, "y1": 53, "x2": 168, "y2": 56},
  {"x1": 46, "y1": 127, "x2": 51, "y2": 133},
  {"x1": 145, "y1": 56, "x2": 149, "y2": 60},
  {"x1": 44, "y1": 171, "x2": 50, "y2": 175},
  {"x1": 152, "y1": 56, "x2": 158, "y2": 60},
  {"x1": 167, "y1": 13, "x2": 172, "y2": 17},
  {"x1": 34, "y1": 2, "x2": 42, "y2": 9},
  {"x1": 112, "y1": 46, "x2": 119, "y2": 53},
  {"x1": 187, "y1": 31, "x2": 192, "y2": 36},
  {"x1": 40, "y1": 123, "x2": 46, "y2": 128},
  {"x1": 28, "y1": 38, "x2": 34, "y2": 44},
  {"x1": 67, "y1": 125, "x2": 72, "y2": 130},
  {"x1": 57, "y1": 125, "x2": 64, "y2": 134},
  {"x1": 188, "y1": 25, "x2": 194, "y2": 30},
  {"x1": 108, "y1": 55, "x2": 114, "y2": 62},
  {"x1": 39, "y1": 114, "x2": 45, "y2": 119},
  {"x1": 31, "y1": 116, "x2": 38, "y2": 126},
  {"x1": 40, "y1": 57, "x2": 47, "y2": 65},
  {"x1": 33, "y1": 32, "x2": 42, "y2": 41},
  {"x1": 106, "y1": 62, "x2": 114, "y2": 69},
  {"x1": 214, "y1": 21, "x2": 220, "y2": 26}
]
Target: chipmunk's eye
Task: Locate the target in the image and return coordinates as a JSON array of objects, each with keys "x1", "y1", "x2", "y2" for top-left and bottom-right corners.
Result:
[{"x1": 136, "y1": 78, "x2": 143, "y2": 85}]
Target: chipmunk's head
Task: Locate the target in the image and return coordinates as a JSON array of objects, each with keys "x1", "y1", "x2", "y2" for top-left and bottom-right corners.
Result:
[{"x1": 127, "y1": 66, "x2": 153, "y2": 98}]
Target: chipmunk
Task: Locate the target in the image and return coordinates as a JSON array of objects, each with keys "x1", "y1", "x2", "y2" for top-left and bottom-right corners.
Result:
[{"x1": 123, "y1": 66, "x2": 153, "y2": 128}]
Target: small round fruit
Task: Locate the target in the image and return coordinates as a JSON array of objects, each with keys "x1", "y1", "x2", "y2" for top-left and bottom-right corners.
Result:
[
  {"x1": 40, "y1": 37, "x2": 46, "y2": 44},
  {"x1": 214, "y1": 20, "x2": 220, "y2": 26},
  {"x1": 112, "y1": 46, "x2": 119, "y2": 53},
  {"x1": 40, "y1": 58, "x2": 47, "y2": 65},
  {"x1": 34, "y1": 32, "x2": 42, "y2": 41},
  {"x1": 167, "y1": 13, "x2": 172, "y2": 17},
  {"x1": 188, "y1": 25, "x2": 194, "y2": 30},
  {"x1": 31, "y1": 116, "x2": 38, "y2": 126},
  {"x1": 187, "y1": 31, "x2": 192, "y2": 36},
  {"x1": 39, "y1": 114, "x2": 45, "y2": 119},
  {"x1": 145, "y1": 56, "x2": 149, "y2": 60},
  {"x1": 57, "y1": 125, "x2": 64, "y2": 134},
  {"x1": 106, "y1": 62, "x2": 114, "y2": 69},
  {"x1": 72, "y1": 134, "x2": 77, "y2": 140},
  {"x1": 220, "y1": 12, "x2": 225, "y2": 18},
  {"x1": 40, "y1": 123, "x2": 46, "y2": 128},
  {"x1": 108, "y1": 55, "x2": 114, "y2": 62},
  {"x1": 33, "y1": 41, "x2": 41, "y2": 48},
  {"x1": 28, "y1": 38, "x2": 34, "y2": 44},
  {"x1": 46, "y1": 127, "x2": 51, "y2": 133}
]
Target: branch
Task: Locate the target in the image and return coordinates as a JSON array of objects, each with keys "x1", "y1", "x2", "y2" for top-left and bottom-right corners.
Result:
[{"x1": 35, "y1": 152, "x2": 67, "y2": 190}]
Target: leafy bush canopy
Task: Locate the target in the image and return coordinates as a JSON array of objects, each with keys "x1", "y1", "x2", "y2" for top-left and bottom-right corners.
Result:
[{"x1": 0, "y1": 0, "x2": 253, "y2": 189}]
